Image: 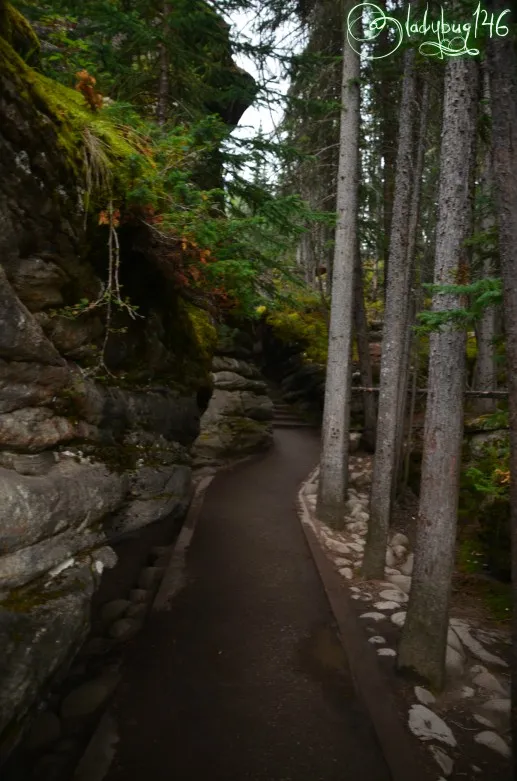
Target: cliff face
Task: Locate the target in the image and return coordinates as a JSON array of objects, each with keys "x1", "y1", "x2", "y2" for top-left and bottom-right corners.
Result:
[{"x1": 0, "y1": 17, "x2": 213, "y2": 759}]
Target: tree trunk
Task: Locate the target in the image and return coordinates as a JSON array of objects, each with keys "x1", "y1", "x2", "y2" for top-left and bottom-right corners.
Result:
[
  {"x1": 156, "y1": 2, "x2": 171, "y2": 126},
  {"x1": 362, "y1": 49, "x2": 417, "y2": 579},
  {"x1": 397, "y1": 58, "x2": 478, "y2": 689},
  {"x1": 488, "y1": 12, "x2": 517, "y2": 772},
  {"x1": 473, "y1": 66, "x2": 497, "y2": 415},
  {"x1": 394, "y1": 78, "x2": 430, "y2": 493},
  {"x1": 354, "y1": 242, "x2": 376, "y2": 451},
  {"x1": 317, "y1": 9, "x2": 360, "y2": 526}
]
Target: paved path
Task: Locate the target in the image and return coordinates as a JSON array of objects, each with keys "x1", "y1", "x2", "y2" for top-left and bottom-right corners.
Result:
[{"x1": 101, "y1": 429, "x2": 390, "y2": 781}]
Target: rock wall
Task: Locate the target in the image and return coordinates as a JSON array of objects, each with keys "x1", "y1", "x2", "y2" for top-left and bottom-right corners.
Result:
[
  {"x1": 193, "y1": 346, "x2": 273, "y2": 465},
  {"x1": 0, "y1": 24, "x2": 212, "y2": 758}
]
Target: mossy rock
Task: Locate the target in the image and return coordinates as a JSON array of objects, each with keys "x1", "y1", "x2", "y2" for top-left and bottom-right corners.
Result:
[
  {"x1": 0, "y1": 3, "x2": 40, "y2": 66},
  {"x1": 0, "y1": 23, "x2": 144, "y2": 201}
]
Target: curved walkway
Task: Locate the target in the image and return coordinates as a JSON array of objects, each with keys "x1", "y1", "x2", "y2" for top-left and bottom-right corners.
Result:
[{"x1": 96, "y1": 428, "x2": 389, "y2": 781}]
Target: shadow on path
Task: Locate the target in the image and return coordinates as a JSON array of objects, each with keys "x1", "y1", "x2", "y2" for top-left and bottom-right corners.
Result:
[{"x1": 102, "y1": 428, "x2": 390, "y2": 781}]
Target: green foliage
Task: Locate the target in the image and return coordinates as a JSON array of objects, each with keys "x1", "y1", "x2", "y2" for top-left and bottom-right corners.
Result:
[
  {"x1": 458, "y1": 410, "x2": 511, "y2": 586},
  {"x1": 2, "y1": 1, "x2": 40, "y2": 63},
  {"x1": 416, "y1": 277, "x2": 503, "y2": 335},
  {"x1": 14, "y1": 0, "x2": 256, "y2": 121},
  {"x1": 265, "y1": 284, "x2": 329, "y2": 364}
]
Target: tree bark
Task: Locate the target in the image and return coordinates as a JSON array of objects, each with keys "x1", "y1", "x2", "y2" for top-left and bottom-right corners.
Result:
[
  {"x1": 354, "y1": 241, "x2": 376, "y2": 451},
  {"x1": 397, "y1": 58, "x2": 478, "y2": 689},
  {"x1": 473, "y1": 65, "x2": 498, "y2": 415},
  {"x1": 488, "y1": 11, "x2": 517, "y2": 772},
  {"x1": 156, "y1": 2, "x2": 171, "y2": 126},
  {"x1": 317, "y1": 8, "x2": 360, "y2": 525},
  {"x1": 394, "y1": 78, "x2": 430, "y2": 493},
  {"x1": 362, "y1": 49, "x2": 417, "y2": 579}
]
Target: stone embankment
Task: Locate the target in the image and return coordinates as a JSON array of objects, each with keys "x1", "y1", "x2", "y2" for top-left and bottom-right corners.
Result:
[{"x1": 299, "y1": 458, "x2": 511, "y2": 781}]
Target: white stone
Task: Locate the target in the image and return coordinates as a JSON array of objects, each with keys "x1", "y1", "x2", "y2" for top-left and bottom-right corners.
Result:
[
  {"x1": 346, "y1": 521, "x2": 367, "y2": 535},
  {"x1": 384, "y1": 567, "x2": 400, "y2": 576},
  {"x1": 392, "y1": 545, "x2": 407, "y2": 560},
  {"x1": 360, "y1": 612, "x2": 386, "y2": 622},
  {"x1": 49, "y1": 557, "x2": 75, "y2": 578},
  {"x1": 325, "y1": 539, "x2": 353, "y2": 556},
  {"x1": 350, "y1": 586, "x2": 360, "y2": 593},
  {"x1": 400, "y1": 553, "x2": 414, "y2": 575},
  {"x1": 472, "y1": 670, "x2": 508, "y2": 696},
  {"x1": 446, "y1": 646, "x2": 465, "y2": 678},
  {"x1": 346, "y1": 541, "x2": 364, "y2": 553},
  {"x1": 460, "y1": 686, "x2": 475, "y2": 698},
  {"x1": 385, "y1": 548, "x2": 396, "y2": 567},
  {"x1": 351, "y1": 594, "x2": 361, "y2": 600},
  {"x1": 474, "y1": 628, "x2": 503, "y2": 646},
  {"x1": 446, "y1": 628, "x2": 463, "y2": 654},
  {"x1": 429, "y1": 745, "x2": 454, "y2": 776},
  {"x1": 377, "y1": 648, "x2": 396, "y2": 657},
  {"x1": 355, "y1": 511, "x2": 370, "y2": 524},
  {"x1": 407, "y1": 705, "x2": 457, "y2": 747},
  {"x1": 339, "y1": 567, "x2": 353, "y2": 580},
  {"x1": 387, "y1": 574, "x2": 412, "y2": 593},
  {"x1": 350, "y1": 503, "x2": 365, "y2": 519},
  {"x1": 481, "y1": 697, "x2": 510, "y2": 715},
  {"x1": 391, "y1": 532, "x2": 409, "y2": 548},
  {"x1": 451, "y1": 623, "x2": 508, "y2": 668},
  {"x1": 379, "y1": 589, "x2": 408, "y2": 604},
  {"x1": 335, "y1": 557, "x2": 353, "y2": 567},
  {"x1": 391, "y1": 611, "x2": 406, "y2": 627},
  {"x1": 474, "y1": 731, "x2": 511, "y2": 758},
  {"x1": 374, "y1": 601, "x2": 401, "y2": 611},
  {"x1": 474, "y1": 714, "x2": 495, "y2": 728},
  {"x1": 414, "y1": 686, "x2": 436, "y2": 706},
  {"x1": 368, "y1": 636, "x2": 386, "y2": 645}
]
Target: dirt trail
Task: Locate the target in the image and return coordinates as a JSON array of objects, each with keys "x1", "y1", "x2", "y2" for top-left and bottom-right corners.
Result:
[{"x1": 94, "y1": 428, "x2": 390, "y2": 781}]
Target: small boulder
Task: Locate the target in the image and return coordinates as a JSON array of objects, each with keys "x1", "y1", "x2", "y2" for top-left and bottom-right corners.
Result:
[
  {"x1": 109, "y1": 618, "x2": 140, "y2": 641},
  {"x1": 415, "y1": 686, "x2": 436, "y2": 706},
  {"x1": 400, "y1": 553, "x2": 414, "y2": 576},
  {"x1": 407, "y1": 705, "x2": 456, "y2": 747},
  {"x1": 429, "y1": 746, "x2": 454, "y2": 776},
  {"x1": 138, "y1": 567, "x2": 165, "y2": 590},
  {"x1": 391, "y1": 611, "x2": 406, "y2": 627},
  {"x1": 61, "y1": 673, "x2": 120, "y2": 721},
  {"x1": 27, "y1": 711, "x2": 61, "y2": 751},
  {"x1": 446, "y1": 646, "x2": 465, "y2": 678},
  {"x1": 387, "y1": 574, "x2": 412, "y2": 593},
  {"x1": 472, "y1": 670, "x2": 508, "y2": 696},
  {"x1": 100, "y1": 600, "x2": 131, "y2": 626},
  {"x1": 379, "y1": 589, "x2": 408, "y2": 604},
  {"x1": 360, "y1": 612, "x2": 386, "y2": 622},
  {"x1": 474, "y1": 731, "x2": 511, "y2": 758}
]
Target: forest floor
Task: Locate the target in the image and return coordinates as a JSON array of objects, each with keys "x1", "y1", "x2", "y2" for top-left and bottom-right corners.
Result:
[{"x1": 301, "y1": 455, "x2": 512, "y2": 781}]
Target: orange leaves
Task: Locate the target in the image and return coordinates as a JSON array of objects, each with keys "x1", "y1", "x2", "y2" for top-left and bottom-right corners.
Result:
[
  {"x1": 75, "y1": 70, "x2": 104, "y2": 112},
  {"x1": 494, "y1": 469, "x2": 510, "y2": 486},
  {"x1": 98, "y1": 208, "x2": 120, "y2": 227}
]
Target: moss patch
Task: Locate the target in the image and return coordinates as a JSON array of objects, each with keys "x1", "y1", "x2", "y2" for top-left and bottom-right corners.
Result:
[
  {"x1": 1, "y1": 3, "x2": 40, "y2": 65},
  {"x1": 0, "y1": 583, "x2": 74, "y2": 614}
]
